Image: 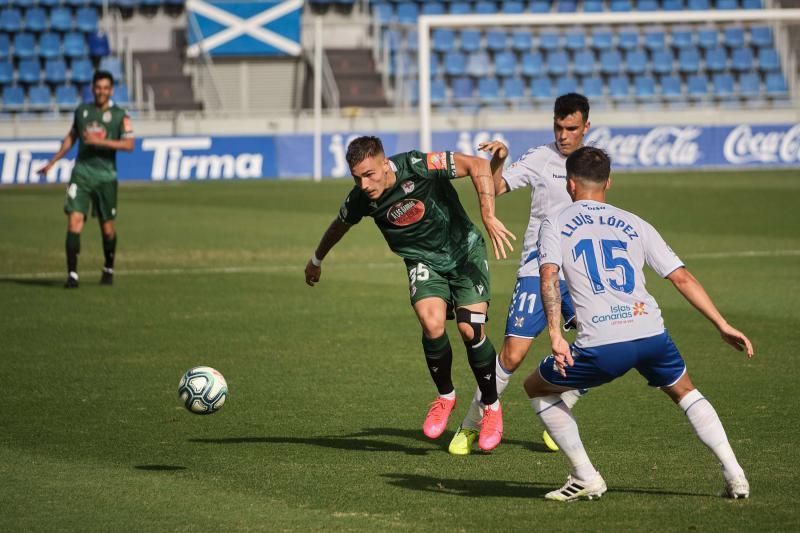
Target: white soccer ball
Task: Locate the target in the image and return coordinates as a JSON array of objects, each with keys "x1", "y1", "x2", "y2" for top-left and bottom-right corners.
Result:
[{"x1": 178, "y1": 366, "x2": 228, "y2": 415}]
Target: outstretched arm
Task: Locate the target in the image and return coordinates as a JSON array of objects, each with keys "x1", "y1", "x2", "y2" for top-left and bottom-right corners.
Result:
[
  {"x1": 452, "y1": 152, "x2": 516, "y2": 260},
  {"x1": 477, "y1": 140, "x2": 510, "y2": 196},
  {"x1": 304, "y1": 217, "x2": 352, "y2": 287},
  {"x1": 82, "y1": 134, "x2": 135, "y2": 152},
  {"x1": 37, "y1": 128, "x2": 78, "y2": 176},
  {"x1": 540, "y1": 263, "x2": 573, "y2": 376},
  {"x1": 667, "y1": 267, "x2": 754, "y2": 357}
]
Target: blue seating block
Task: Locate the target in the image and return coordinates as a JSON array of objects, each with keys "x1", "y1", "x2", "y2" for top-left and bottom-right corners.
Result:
[
  {"x1": 660, "y1": 74, "x2": 683, "y2": 100},
  {"x1": 608, "y1": 75, "x2": 630, "y2": 101},
  {"x1": 765, "y1": 72, "x2": 788, "y2": 97},
  {"x1": 617, "y1": 27, "x2": 640, "y2": 51},
  {"x1": 757, "y1": 48, "x2": 780, "y2": 72},
  {"x1": 502, "y1": 1, "x2": 525, "y2": 14},
  {"x1": 444, "y1": 52, "x2": 466, "y2": 76},
  {"x1": 671, "y1": 27, "x2": 694, "y2": 49},
  {"x1": 686, "y1": 73, "x2": 708, "y2": 99},
  {"x1": 17, "y1": 59, "x2": 40, "y2": 84},
  {"x1": 723, "y1": 27, "x2": 745, "y2": 49},
  {"x1": 50, "y1": 7, "x2": 73, "y2": 33},
  {"x1": 478, "y1": 77, "x2": 500, "y2": 103},
  {"x1": 530, "y1": 0, "x2": 551, "y2": 13},
  {"x1": 697, "y1": 28, "x2": 718, "y2": 49},
  {"x1": 738, "y1": 72, "x2": 760, "y2": 98},
  {"x1": 651, "y1": 49, "x2": 674, "y2": 75},
  {"x1": 635, "y1": 75, "x2": 656, "y2": 100},
  {"x1": 712, "y1": 73, "x2": 735, "y2": 99},
  {"x1": 678, "y1": 49, "x2": 700, "y2": 73},
  {"x1": 451, "y1": 76, "x2": 474, "y2": 101},
  {"x1": 530, "y1": 76, "x2": 552, "y2": 102},
  {"x1": 475, "y1": 1, "x2": 496, "y2": 14},
  {"x1": 39, "y1": 33, "x2": 62, "y2": 60},
  {"x1": 64, "y1": 32, "x2": 88, "y2": 59},
  {"x1": 511, "y1": 31, "x2": 533, "y2": 52},
  {"x1": 88, "y1": 31, "x2": 110, "y2": 57},
  {"x1": 396, "y1": 3, "x2": 418, "y2": 24},
  {"x1": 591, "y1": 28, "x2": 613, "y2": 51},
  {"x1": 538, "y1": 29, "x2": 562, "y2": 51},
  {"x1": 717, "y1": 0, "x2": 739, "y2": 9},
  {"x1": 637, "y1": 0, "x2": 659, "y2": 10},
  {"x1": 486, "y1": 31, "x2": 507, "y2": 53},
  {"x1": 687, "y1": 0, "x2": 710, "y2": 9},
  {"x1": 662, "y1": 0, "x2": 684, "y2": 10},
  {"x1": 24, "y1": 7, "x2": 47, "y2": 34},
  {"x1": 460, "y1": 30, "x2": 481, "y2": 53},
  {"x1": 449, "y1": 2, "x2": 471, "y2": 15},
  {"x1": 610, "y1": 0, "x2": 633, "y2": 11},
  {"x1": 624, "y1": 50, "x2": 647, "y2": 75},
  {"x1": 2, "y1": 85, "x2": 25, "y2": 110},
  {"x1": 581, "y1": 76, "x2": 603, "y2": 99},
  {"x1": 546, "y1": 50, "x2": 569, "y2": 76},
  {"x1": 520, "y1": 51, "x2": 544, "y2": 77},
  {"x1": 564, "y1": 30, "x2": 585, "y2": 51},
  {"x1": 704, "y1": 47, "x2": 728, "y2": 72},
  {"x1": 71, "y1": 58, "x2": 94, "y2": 84},
  {"x1": 730, "y1": 47, "x2": 753, "y2": 72},
  {"x1": 573, "y1": 50, "x2": 595, "y2": 76},
  {"x1": 28, "y1": 85, "x2": 51, "y2": 110},
  {"x1": 750, "y1": 26, "x2": 773, "y2": 48},
  {"x1": 13, "y1": 33, "x2": 37, "y2": 60},
  {"x1": 644, "y1": 29, "x2": 666, "y2": 51},
  {"x1": 599, "y1": 49, "x2": 622, "y2": 75},
  {"x1": 556, "y1": 76, "x2": 578, "y2": 96},
  {"x1": 0, "y1": 61, "x2": 13, "y2": 85},
  {"x1": 432, "y1": 29, "x2": 455, "y2": 53},
  {"x1": 0, "y1": 35, "x2": 9, "y2": 61},
  {"x1": 583, "y1": 0, "x2": 604, "y2": 11},
  {"x1": 494, "y1": 51, "x2": 516, "y2": 77},
  {"x1": 503, "y1": 77, "x2": 525, "y2": 101},
  {"x1": 467, "y1": 52, "x2": 490, "y2": 77},
  {"x1": 0, "y1": 8, "x2": 23, "y2": 33},
  {"x1": 55, "y1": 83, "x2": 79, "y2": 109},
  {"x1": 44, "y1": 58, "x2": 67, "y2": 84},
  {"x1": 76, "y1": 8, "x2": 99, "y2": 34}
]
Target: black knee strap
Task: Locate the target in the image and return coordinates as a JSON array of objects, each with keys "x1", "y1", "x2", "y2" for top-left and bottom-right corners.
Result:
[{"x1": 456, "y1": 307, "x2": 486, "y2": 346}]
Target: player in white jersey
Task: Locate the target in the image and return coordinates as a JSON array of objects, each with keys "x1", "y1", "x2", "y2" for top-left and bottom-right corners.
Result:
[
  {"x1": 525, "y1": 146, "x2": 753, "y2": 501},
  {"x1": 449, "y1": 93, "x2": 591, "y2": 455}
]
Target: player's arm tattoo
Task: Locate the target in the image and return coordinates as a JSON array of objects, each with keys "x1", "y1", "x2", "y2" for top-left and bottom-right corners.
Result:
[
  {"x1": 315, "y1": 217, "x2": 351, "y2": 260},
  {"x1": 540, "y1": 265, "x2": 563, "y2": 332}
]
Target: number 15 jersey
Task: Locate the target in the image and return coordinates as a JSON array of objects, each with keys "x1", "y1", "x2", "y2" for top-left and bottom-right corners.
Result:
[{"x1": 538, "y1": 200, "x2": 684, "y2": 348}]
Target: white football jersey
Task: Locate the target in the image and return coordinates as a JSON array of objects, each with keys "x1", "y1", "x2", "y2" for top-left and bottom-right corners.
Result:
[
  {"x1": 503, "y1": 142, "x2": 573, "y2": 278},
  {"x1": 538, "y1": 200, "x2": 684, "y2": 348}
]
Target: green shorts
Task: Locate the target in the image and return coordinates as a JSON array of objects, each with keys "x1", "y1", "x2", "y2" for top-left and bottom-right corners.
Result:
[
  {"x1": 405, "y1": 244, "x2": 491, "y2": 308},
  {"x1": 64, "y1": 174, "x2": 118, "y2": 221}
]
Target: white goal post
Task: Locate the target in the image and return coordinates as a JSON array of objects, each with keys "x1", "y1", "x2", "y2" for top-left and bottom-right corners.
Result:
[{"x1": 416, "y1": 8, "x2": 800, "y2": 152}]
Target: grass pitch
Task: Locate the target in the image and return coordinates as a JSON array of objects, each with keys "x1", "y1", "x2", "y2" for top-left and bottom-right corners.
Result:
[{"x1": 1, "y1": 170, "x2": 798, "y2": 532}]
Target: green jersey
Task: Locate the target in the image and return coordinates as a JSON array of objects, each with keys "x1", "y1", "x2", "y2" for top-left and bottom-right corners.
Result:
[
  {"x1": 338, "y1": 150, "x2": 484, "y2": 272},
  {"x1": 71, "y1": 102, "x2": 133, "y2": 181}
]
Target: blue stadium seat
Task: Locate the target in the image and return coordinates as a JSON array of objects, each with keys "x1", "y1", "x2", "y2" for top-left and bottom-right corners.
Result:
[
  {"x1": 538, "y1": 29, "x2": 562, "y2": 51},
  {"x1": 88, "y1": 31, "x2": 110, "y2": 58},
  {"x1": 750, "y1": 26, "x2": 773, "y2": 48},
  {"x1": 661, "y1": 0, "x2": 684, "y2": 10},
  {"x1": 13, "y1": 33, "x2": 37, "y2": 60},
  {"x1": 660, "y1": 74, "x2": 683, "y2": 100},
  {"x1": 44, "y1": 58, "x2": 67, "y2": 85},
  {"x1": 0, "y1": 61, "x2": 13, "y2": 85},
  {"x1": 0, "y1": 8, "x2": 23, "y2": 34},
  {"x1": 421, "y1": 3, "x2": 445, "y2": 15},
  {"x1": 27, "y1": 84, "x2": 51, "y2": 110},
  {"x1": 644, "y1": 29, "x2": 666, "y2": 51},
  {"x1": 486, "y1": 31, "x2": 507, "y2": 53},
  {"x1": 76, "y1": 8, "x2": 99, "y2": 34},
  {"x1": 100, "y1": 56, "x2": 124, "y2": 82},
  {"x1": 711, "y1": 73, "x2": 735, "y2": 99},
  {"x1": 429, "y1": 53, "x2": 441, "y2": 77},
  {"x1": 624, "y1": 50, "x2": 647, "y2": 75},
  {"x1": 686, "y1": 73, "x2": 708, "y2": 99},
  {"x1": 704, "y1": 47, "x2": 728, "y2": 72},
  {"x1": 765, "y1": 72, "x2": 788, "y2": 97},
  {"x1": 475, "y1": 1, "x2": 496, "y2": 14},
  {"x1": 406, "y1": 30, "x2": 418, "y2": 52},
  {"x1": 608, "y1": 75, "x2": 630, "y2": 101},
  {"x1": 430, "y1": 79, "x2": 446, "y2": 105},
  {"x1": 591, "y1": 27, "x2": 613, "y2": 51},
  {"x1": 556, "y1": 76, "x2": 578, "y2": 96},
  {"x1": 610, "y1": 0, "x2": 633, "y2": 11},
  {"x1": 738, "y1": 72, "x2": 760, "y2": 98},
  {"x1": 432, "y1": 29, "x2": 456, "y2": 53},
  {"x1": 599, "y1": 50, "x2": 622, "y2": 75},
  {"x1": 478, "y1": 77, "x2": 500, "y2": 104},
  {"x1": 635, "y1": 75, "x2": 656, "y2": 100},
  {"x1": 140, "y1": 0, "x2": 164, "y2": 8},
  {"x1": 564, "y1": 29, "x2": 585, "y2": 52},
  {"x1": 39, "y1": 33, "x2": 62, "y2": 60},
  {"x1": 2, "y1": 85, "x2": 25, "y2": 110},
  {"x1": 66, "y1": 0, "x2": 91, "y2": 8},
  {"x1": 730, "y1": 47, "x2": 753, "y2": 72},
  {"x1": 637, "y1": 0, "x2": 659, "y2": 10},
  {"x1": 64, "y1": 32, "x2": 88, "y2": 59},
  {"x1": 55, "y1": 83, "x2": 79, "y2": 109},
  {"x1": 372, "y1": 3, "x2": 393, "y2": 25},
  {"x1": 670, "y1": 27, "x2": 694, "y2": 49},
  {"x1": 396, "y1": 3, "x2": 417, "y2": 25},
  {"x1": 50, "y1": 7, "x2": 73, "y2": 33},
  {"x1": 742, "y1": 0, "x2": 761, "y2": 8},
  {"x1": 617, "y1": 27, "x2": 640, "y2": 51},
  {"x1": 697, "y1": 27, "x2": 718, "y2": 50},
  {"x1": 24, "y1": 7, "x2": 47, "y2": 34},
  {"x1": 651, "y1": 49, "x2": 674, "y2": 75},
  {"x1": 573, "y1": 50, "x2": 595, "y2": 76},
  {"x1": 511, "y1": 31, "x2": 533, "y2": 52},
  {"x1": 583, "y1": 0, "x2": 605, "y2": 11},
  {"x1": 581, "y1": 76, "x2": 603, "y2": 100},
  {"x1": 0, "y1": 35, "x2": 9, "y2": 61},
  {"x1": 12, "y1": 0, "x2": 35, "y2": 8},
  {"x1": 449, "y1": 2, "x2": 471, "y2": 15},
  {"x1": 501, "y1": 1, "x2": 525, "y2": 14},
  {"x1": 443, "y1": 52, "x2": 466, "y2": 76},
  {"x1": 502, "y1": 77, "x2": 525, "y2": 102},
  {"x1": 757, "y1": 48, "x2": 780, "y2": 72},
  {"x1": 716, "y1": 0, "x2": 739, "y2": 9},
  {"x1": 678, "y1": 49, "x2": 700, "y2": 73},
  {"x1": 530, "y1": 76, "x2": 553, "y2": 102},
  {"x1": 466, "y1": 52, "x2": 490, "y2": 77},
  {"x1": 117, "y1": 0, "x2": 138, "y2": 10},
  {"x1": 557, "y1": 0, "x2": 578, "y2": 13},
  {"x1": 723, "y1": 27, "x2": 745, "y2": 49},
  {"x1": 520, "y1": 51, "x2": 544, "y2": 77},
  {"x1": 530, "y1": 0, "x2": 551, "y2": 13},
  {"x1": 494, "y1": 51, "x2": 516, "y2": 77},
  {"x1": 687, "y1": 0, "x2": 710, "y2": 9},
  {"x1": 451, "y1": 76, "x2": 474, "y2": 102},
  {"x1": 38, "y1": 0, "x2": 61, "y2": 7},
  {"x1": 460, "y1": 30, "x2": 481, "y2": 53},
  {"x1": 546, "y1": 50, "x2": 569, "y2": 76},
  {"x1": 17, "y1": 59, "x2": 40, "y2": 84},
  {"x1": 71, "y1": 57, "x2": 93, "y2": 84}
]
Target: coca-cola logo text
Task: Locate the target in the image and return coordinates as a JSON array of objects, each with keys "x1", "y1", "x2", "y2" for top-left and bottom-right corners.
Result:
[
  {"x1": 723, "y1": 124, "x2": 800, "y2": 164},
  {"x1": 585, "y1": 126, "x2": 702, "y2": 167}
]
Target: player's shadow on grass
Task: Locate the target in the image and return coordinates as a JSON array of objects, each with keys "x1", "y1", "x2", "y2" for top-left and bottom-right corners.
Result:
[
  {"x1": 383, "y1": 473, "x2": 707, "y2": 499},
  {"x1": 0, "y1": 277, "x2": 64, "y2": 287}
]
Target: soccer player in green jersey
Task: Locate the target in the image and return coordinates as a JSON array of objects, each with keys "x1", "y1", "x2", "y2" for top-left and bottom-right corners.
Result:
[
  {"x1": 39, "y1": 70, "x2": 134, "y2": 288},
  {"x1": 305, "y1": 136, "x2": 516, "y2": 451}
]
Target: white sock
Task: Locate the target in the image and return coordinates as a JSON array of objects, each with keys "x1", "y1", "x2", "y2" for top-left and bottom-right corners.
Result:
[
  {"x1": 482, "y1": 399, "x2": 500, "y2": 411},
  {"x1": 496, "y1": 356, "x2": 513, "y2": 396},
  {"x1": 532, "y1": 395, "x2": 597, "y2": 481},
  {"x1": 560, "y1": 389, "x2": 582, "y2": 409},
  {"x1": 439, "y1": 390, "x2": 456, "y2": 401},
  {"x1": 679, "y1": 389, "x2": 744, "y2": 481}
]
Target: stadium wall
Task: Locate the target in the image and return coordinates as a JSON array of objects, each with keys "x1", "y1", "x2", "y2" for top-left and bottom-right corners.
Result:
[{"x1": 2, "y1": 119, "x2": 800, "y2": 185}]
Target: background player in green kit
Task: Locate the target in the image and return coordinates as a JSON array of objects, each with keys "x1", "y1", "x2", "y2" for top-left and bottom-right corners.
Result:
[
  {"x1": 304, "y1": 136, "x2": 516, "y2": 452},
  {"x1": 38, "y1": 70, "x2": 134, "y2": 288}
]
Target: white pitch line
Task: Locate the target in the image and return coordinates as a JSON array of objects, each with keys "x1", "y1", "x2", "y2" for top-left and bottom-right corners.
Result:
[{"x1": 2, "y1": 250, "x2": 799, "y2": 280}]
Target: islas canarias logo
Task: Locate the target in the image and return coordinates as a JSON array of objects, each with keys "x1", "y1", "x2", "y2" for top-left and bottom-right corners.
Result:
[{"x1": 387, "y1": 199, "x2": 425, "y2": 227}]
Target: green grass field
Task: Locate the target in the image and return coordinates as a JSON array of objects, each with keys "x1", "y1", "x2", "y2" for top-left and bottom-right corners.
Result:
[{"x1": 1, "y1": 170, "x2": 798, "y2": 532}]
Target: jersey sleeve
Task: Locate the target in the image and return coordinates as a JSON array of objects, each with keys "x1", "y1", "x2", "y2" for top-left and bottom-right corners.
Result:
[
  {"x1": 413, "y1": 150, "x2": 456, "y2": 180},
  {"x1": 640, "y1": 219, "x2": 684, "y2": 278},
  {"x1": 121, "y1": 110, "x2": 134, "y2": 139},
  {"x1": 337, "y1": 186, "x2": 367, "y2": 225},
  {"x1": 537, "y1": 216, "x2": 563, "y2": 269},
  {"x1": 502, "y1": 148, "x2": 541, "y2": 192},
  {"x1": 70, "y1": 108, "x2": 79, "y2": 136}
]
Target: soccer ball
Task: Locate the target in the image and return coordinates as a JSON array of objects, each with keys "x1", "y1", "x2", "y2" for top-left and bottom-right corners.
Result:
[{"x1": 178, "y1": 366, "x2": 228, "y2": 415}]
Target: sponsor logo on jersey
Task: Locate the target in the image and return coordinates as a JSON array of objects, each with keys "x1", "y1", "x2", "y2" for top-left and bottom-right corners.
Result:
[
  {"x1": 102, "y1": 111, "x2": 112, "y2": 123},
  {"x1": 633, "y1": 302, "x2": 648, "y2": 316},
  {"x1": 426, "y1": 152, "x2": 446, "y2": 170},
  {"x1": 514, "y1": 316, "x2": 524, "y2": 328},
  {"x1": 85, "y1": 121, "x2": 108, "y2": 141},
  {"x1": 552, "y1": 173, "x2": 566, "y2": 180},
  {"x1": 401, "y1": 181, "x2": 415, "y2": 194},
  {"x1": 591, "y1": 304, "x2": 634, "y2": 325},
  {"x1": 387, "y1": 198, "x2": 425, "y2": 226},
  {"x1": 411, "y1": 157, "x2": 422, "y2": 165}
]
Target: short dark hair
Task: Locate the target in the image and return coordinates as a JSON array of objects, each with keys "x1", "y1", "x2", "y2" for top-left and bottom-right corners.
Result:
[
  {"x1": 566, "y1": 146, "x2": 611, "y2": 184},
  {"x1": 554, "y1": 93, "x2": 590, "y2": 122},
  {"x1": 346, "y1": 136, "x2": 385, "y2": 169},
  {"x1": 93, "y1": 70, "x2": 114, "y2": 86}
]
